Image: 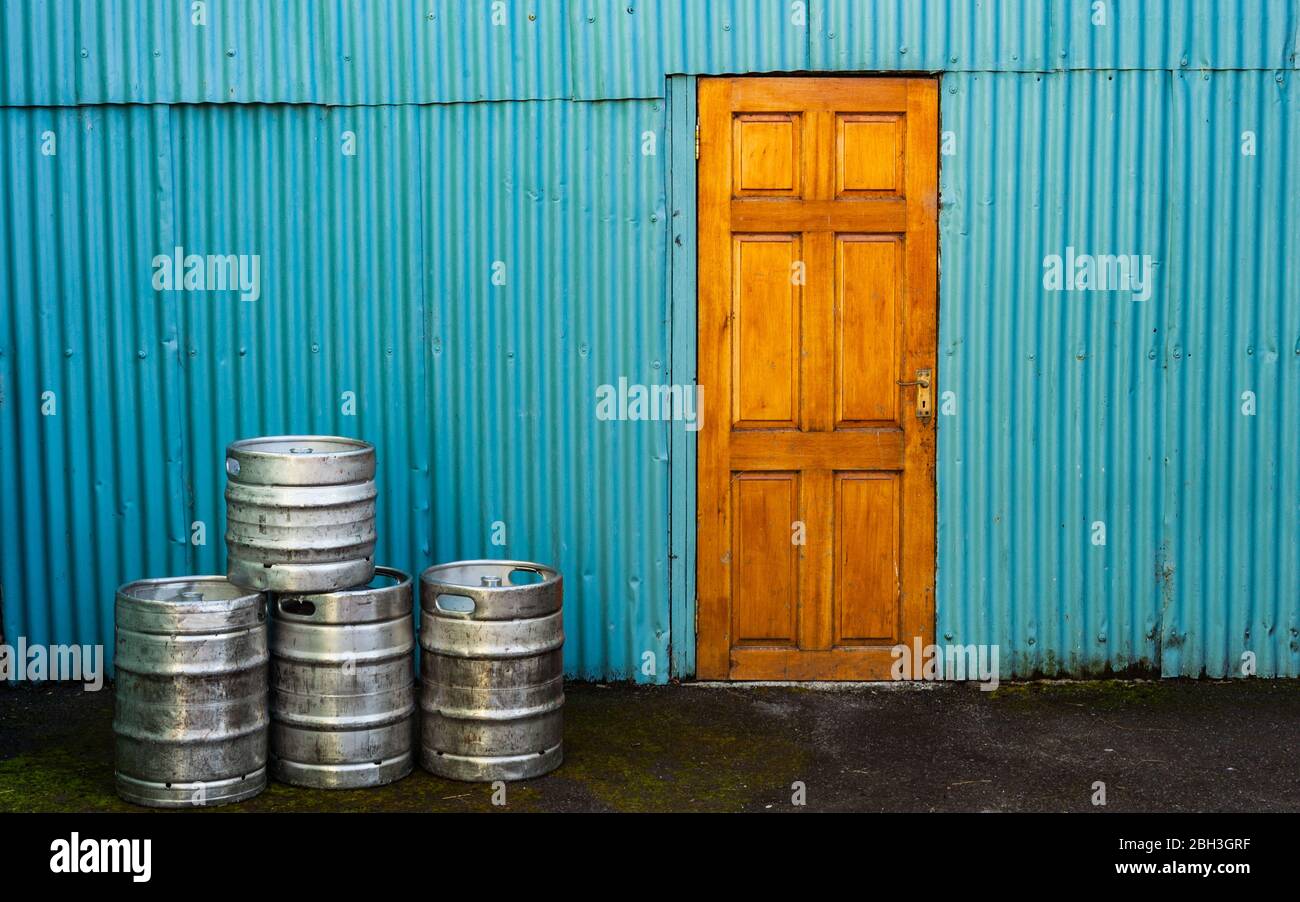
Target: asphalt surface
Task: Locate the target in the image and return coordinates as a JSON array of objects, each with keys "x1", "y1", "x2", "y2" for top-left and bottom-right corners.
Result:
[{"x1": 1, "y1": 679, "x2": 1297, "y2": 812}]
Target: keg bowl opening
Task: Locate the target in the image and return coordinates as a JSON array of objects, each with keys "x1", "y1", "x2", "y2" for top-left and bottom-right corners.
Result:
[
  {"x1": 508, "y1": 568, "x2": 544, "y2": 586},
  {"x1": 364, "y1": 569, "x2": 403, "y2": 590},
  {"x1": 122, "y1": 576, "x2": 260, "y2": 606},
  {"x1": 421, "y1": 560, "x2": 560, "y2": 593}
]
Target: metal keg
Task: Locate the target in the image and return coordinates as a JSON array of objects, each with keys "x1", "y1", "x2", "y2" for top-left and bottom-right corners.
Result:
[
  {"x1": 113, "y1": 576, "x2": 268, "y2": 808},
  {"x1": 419, "y1": 560, "x2": 564, "y2": 781},
  {"x1": 270, "y1": 567, "x2": 416, "y2": 789},
  {"x1": 225, "y1": 435, "x2": 376, "y2": 593}
]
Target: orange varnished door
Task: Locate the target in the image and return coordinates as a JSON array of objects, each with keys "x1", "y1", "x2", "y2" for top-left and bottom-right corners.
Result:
[{"x1": 697, "y1": 77, "x2": 938, "y2": 680}]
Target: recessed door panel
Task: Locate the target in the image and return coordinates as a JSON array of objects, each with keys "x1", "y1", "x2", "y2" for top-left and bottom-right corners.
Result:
[
  {"x1": 837, "y1": 235, "x2": 904, "y2": 425},
  {"x1": 731, "y1": 473, "x2": 800, "y2": 646},
  {"x1": 835, "y1": 473, "x2": 900, "y2": 645},
  {"x1": 733, "y1": 114, "x2": 802, "y2": 196},
  {"x1": 732, "y1": 235, "x2": 802, "y2": 428}
]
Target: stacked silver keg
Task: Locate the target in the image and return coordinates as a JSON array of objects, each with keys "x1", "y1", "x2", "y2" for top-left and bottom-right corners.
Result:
[
  {"x1": 224, "y1": 436, "x2": 378, "y2": 593},
  {"x1": 113, "y1": 577, "x2": 269, "y2": 807},
  {"x1": 269, "y1": 568, "x2": 416, "y2": 789},
  {"x1": 112, "y1": 434, "x2": 564, "y2": 808},
  {"x1": 224, "y1": 436, "x2": 416, "y2": 792},
  {"x1": 420, "y1": 560, "x2": 565, "y2": 780}
]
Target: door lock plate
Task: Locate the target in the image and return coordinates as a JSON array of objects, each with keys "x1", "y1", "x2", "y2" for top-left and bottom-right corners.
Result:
[
  {"x1": 916, "y1": 368, "x2": 932, "y2": 418},
  {"x1": 897, "y1": 369, "x2": 933, "y2": 419}
]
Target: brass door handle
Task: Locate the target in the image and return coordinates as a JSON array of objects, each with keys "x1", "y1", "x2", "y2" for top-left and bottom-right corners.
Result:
[{"x1": 897, "y1": 368, "x2": 933, "y2": 419}]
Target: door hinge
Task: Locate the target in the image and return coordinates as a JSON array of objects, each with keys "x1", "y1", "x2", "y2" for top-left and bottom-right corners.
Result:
[{"x1": 694, "y1": 117, "x2": 700, "y2": 161}]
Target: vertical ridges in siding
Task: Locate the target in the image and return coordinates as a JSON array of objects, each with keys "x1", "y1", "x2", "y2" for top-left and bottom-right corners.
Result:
[
  {"x1": 167, "y1": 104, "x2": 433, "y2": 611},
  {"x1": 0, "y1": 0, "x2": 576, "y2": 105},
  {"x1": 2, "y1": 8, "x2": 1297, "y2": 684},
  {"x1": 939, "y1": 72, "x2": 1171, "y2": 677},
  {"x1": 2, "y1": 2, "x2": 1297, "y2": 106},
  {"x1": 1165, "y1": 70, "x2": 1300, "y2": 677},
  {"x1": 938, "y1": 69, "x2": 1297, "y2": 678},
  {"x1": 0, "y1": 106, "x2": 186, "y2": 671},
  {"x1": 419, "y1": 100, "x2": 669, "y2": 680}
]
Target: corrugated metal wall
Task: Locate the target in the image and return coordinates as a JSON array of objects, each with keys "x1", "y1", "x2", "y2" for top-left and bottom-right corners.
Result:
[
  {"x1": 937, "y1": 68, "x2": 1300, "y2": 677},
  {"x1": 0, "y1": 97, "x2": 671, "y2": 681},
  {"x1": 2, "y1": 1, "x2": 1297, "y2": 680}
]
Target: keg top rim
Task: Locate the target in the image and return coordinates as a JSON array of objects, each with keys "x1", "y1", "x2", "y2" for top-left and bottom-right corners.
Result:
[
  {"x1": 419, "y1": 559, "x2": 560, "y2": 590},
  {"x1": 117, "y1": 575, "x2": 264, "y2": 605},
  {"x1": 226, "y1": 435, "x2": 374, "y2": 459}
]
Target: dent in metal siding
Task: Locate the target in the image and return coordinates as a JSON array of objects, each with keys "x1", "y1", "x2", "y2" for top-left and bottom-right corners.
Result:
[
  {"x1": 938, "y1": 70, "x2": 1299, "y2": 678},
  {"x1": 570, "y1": 0, "x2": 810, "y2": 99},
  {"x1": 0, "y1": 99, "x2": 671, "y2": 683},
  {"x1": 0, "y1": 0, "x2": 573, "y2": 105}
]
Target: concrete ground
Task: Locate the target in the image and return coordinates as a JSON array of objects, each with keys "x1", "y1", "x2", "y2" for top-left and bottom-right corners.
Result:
[{"x1": 1, "y1": 680, "x2": 1297, "y2": 813}]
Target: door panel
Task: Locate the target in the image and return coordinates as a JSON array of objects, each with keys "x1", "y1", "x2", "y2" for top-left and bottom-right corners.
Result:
[
  {"x1": 837, "y1": 235, "x2": 902, "y2": 424},
  {"x1": 837, "y1": 114, "x2": 905, "y2": 196},
  {"x1": 835, "y1": 472, "x2": 900, "y2": 645},
  {"x1": 732, "y1": 235, "x2": 801, "y2": 427},
  {"x1": 733, "y1": 115, "x2": 802, "y2": 196},
  {"x1": 697, "y1": 76, "x2": 938, "y2": 681},
  {"x1": 732, "y1": 473, "x2": 800, "y2": 645}
]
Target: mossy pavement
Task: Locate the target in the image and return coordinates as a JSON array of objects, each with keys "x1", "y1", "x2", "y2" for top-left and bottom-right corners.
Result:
[{"x1": 2, "y1": 680, "x2": 1298, "y2": 813}]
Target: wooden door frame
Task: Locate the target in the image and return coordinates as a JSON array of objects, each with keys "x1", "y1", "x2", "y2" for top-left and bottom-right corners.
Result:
[{"x1": 667, "y1": 73, "x2": 940, "y2": 681}]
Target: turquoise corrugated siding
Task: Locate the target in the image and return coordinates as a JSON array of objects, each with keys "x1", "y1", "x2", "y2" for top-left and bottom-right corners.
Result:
[
  {"x1": 2, "y1": 1, "x2": 1297, "y2": 680},
  {"x1": 937, "y1": 72, "x2": 1168, "y2": 677},
  {"x1": 8, "y1": 1, "x2": 1294, "y2": 106},
  {"x1": 812, "y1": 0, "x2": 1058, "y2": 71},
  {"x1": 0, "y1": 0, "x2": 574, "y2": 104},
  {"x1": 0, "y1": 99, "x2": 671, "y2": 681},
  {"x1": 571, "y1": 0, "x2": 810, "y2": 98},
  {"x1": 937, "y1": 69, "x2": 1300, "y2": 677},
  {"x1": 1055, "y1": 0, "x2": 1299, "y2": 70},
  {"x1": 1162, "y1": 70, "x2": 1300, "y2": 678},
  {"x1": 814, "y1": 0, "x2": 1297, "y2": 72}
]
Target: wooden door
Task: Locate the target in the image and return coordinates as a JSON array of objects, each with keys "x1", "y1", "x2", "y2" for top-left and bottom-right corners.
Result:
[{"x1": 697, "y1": 77, "x2": 938, "y2": 680}]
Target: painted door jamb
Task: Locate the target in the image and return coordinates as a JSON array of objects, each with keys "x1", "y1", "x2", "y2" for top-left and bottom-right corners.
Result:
[{"x1": 667, "y1": 74, "x2": 698, "y2": 679}]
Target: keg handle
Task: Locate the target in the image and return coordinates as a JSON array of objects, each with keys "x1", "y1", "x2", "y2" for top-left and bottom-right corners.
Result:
[
  {"x1": 278, "y1": 598, "x2": 317, "y2": 617},
  {"x1": 434, "y1": 593, "x2": 476, "y2": 617}
]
